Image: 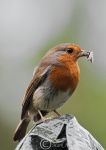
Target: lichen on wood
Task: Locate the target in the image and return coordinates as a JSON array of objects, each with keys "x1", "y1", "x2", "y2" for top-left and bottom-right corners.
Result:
[{"x1": 15, "y1": 114, "x2": 104, "y2": 150}]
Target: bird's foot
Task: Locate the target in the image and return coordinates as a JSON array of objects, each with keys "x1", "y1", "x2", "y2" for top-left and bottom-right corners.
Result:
[
  {"x1": 54, "y1": 110, "x2": 61, "y2": 116},
  {"x1": 37, "y1": 110, "x2": 47, "y2": 122}
]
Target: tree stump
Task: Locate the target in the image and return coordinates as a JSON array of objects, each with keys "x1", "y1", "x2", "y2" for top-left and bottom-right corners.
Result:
[{"x1": 15, "y1": 114, "x2": 104, "y2": 150}]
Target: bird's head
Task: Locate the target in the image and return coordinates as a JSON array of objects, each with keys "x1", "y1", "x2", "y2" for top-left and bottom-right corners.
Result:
[{"x1": 45, "y1": 43, "x2": 93, "y2": 65}]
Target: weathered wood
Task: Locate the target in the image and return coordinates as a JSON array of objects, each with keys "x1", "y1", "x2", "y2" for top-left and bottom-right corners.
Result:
[{"x1": 15, "y1": 114, "x2": 104, "y2": 150}]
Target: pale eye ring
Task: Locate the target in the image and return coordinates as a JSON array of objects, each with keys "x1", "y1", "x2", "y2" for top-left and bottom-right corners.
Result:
[{"x1": 66, "y1": 48, "x2": 73, "y2": 54}]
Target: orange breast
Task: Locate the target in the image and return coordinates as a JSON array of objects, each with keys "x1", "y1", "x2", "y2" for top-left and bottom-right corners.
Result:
[{"x1": 49, "y1": 61, "x2": 80, "y2": 92}]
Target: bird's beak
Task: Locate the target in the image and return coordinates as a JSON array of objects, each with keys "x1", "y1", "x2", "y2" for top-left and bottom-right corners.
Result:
[
  {"x1": 78, "y1": 50, "x2": 94, "y2": 63},
  {"x1": 79, "y1": 50, "x2": 90, "y2": 58}
]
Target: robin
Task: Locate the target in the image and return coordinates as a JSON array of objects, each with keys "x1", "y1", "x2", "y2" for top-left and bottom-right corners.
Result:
[{"x1": 13, "y1": 43, "x2": 93, "y2": 141}]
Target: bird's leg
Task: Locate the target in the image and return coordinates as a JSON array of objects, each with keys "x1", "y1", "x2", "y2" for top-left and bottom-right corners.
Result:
[
  {"x1": 38, "y1": 110, "x2": 46, "y2": 122},
  {"x1": 38, "y1": 110, "x2": 61, "y2": 122},
  {"x1": 54, "y1": 110, "x2": 61, "y2": 116}
]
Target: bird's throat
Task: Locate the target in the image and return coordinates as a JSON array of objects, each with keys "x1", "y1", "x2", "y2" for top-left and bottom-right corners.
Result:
[{"x1": 49, "y1": 62, "x2": 80, "y2": 92}]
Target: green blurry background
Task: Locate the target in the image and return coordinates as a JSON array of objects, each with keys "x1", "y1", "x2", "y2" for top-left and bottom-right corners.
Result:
[{"x1": 0, "y1": 0, "x2": 106, "y2": 149}]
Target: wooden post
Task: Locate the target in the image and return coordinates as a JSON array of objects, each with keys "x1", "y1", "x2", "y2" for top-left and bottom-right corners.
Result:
[{"x1": 15, "y1": 114, "x2": 104, "y2": 150}]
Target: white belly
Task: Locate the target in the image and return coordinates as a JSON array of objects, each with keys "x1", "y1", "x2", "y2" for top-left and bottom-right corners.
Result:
[
  {"x1": 47, "y1": 90, "x2": 71, "y2": 110},
  {"x1": 32, "y1": 81, "x2": 72, "y2": 111}
]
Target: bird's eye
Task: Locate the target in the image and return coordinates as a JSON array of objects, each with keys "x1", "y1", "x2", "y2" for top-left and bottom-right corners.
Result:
[{"x1": 66, "y1": 48, "x2": 73, "y2": 54}]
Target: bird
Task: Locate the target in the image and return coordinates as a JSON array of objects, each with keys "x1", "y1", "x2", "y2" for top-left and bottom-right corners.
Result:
[{"x1": 13, "y1": 43, "x2": 93, "y2": 141}]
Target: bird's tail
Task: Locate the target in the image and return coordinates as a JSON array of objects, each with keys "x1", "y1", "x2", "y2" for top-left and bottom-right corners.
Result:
[{"x1": 13, "y1": 119, "x2": 30, "y2": 141}]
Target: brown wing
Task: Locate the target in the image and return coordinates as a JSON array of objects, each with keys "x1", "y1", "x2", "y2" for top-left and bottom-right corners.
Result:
[{"x1": 21, "y1": 65, "x2": 51, "y2": 120}]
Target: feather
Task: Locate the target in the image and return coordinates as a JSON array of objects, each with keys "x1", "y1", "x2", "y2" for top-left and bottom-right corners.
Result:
[{"x1": 21, "y1": 65, "x2": 51, "y2": 119}]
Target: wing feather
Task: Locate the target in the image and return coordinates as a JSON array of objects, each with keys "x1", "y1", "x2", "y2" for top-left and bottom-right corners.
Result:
[{"x1": 21, "y1": 65, "x2": 51, "y2": 119}]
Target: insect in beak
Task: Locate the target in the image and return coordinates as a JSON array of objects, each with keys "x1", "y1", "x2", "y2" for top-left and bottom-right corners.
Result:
[{"x1": 79, "y1": 50, "x2": 94, "y2": 63}]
